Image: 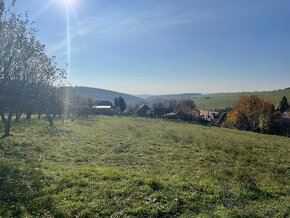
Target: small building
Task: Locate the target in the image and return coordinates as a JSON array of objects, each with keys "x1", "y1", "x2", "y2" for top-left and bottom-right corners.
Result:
[
  {"x1": 199, "y1": 110, "x2": 227, "y2": 126},
  {"x1": 136, "y1": 104, "x2": 153, "y2": 117},
  {"x1": 282, "y1": 111, "x2": 290, "y2": 136},
  {"x1": 164, "y1": 109, "x2": 191, "y2": 121},
  {"x1": 153, "y1": 107, "x2": 173, "y2": 118},
  {"x1": 92, "y1": 101, "x2": 114, "y2": 115},
  {"x1": 282, "y1": 110, "x2": 290, "y2": 118},
  {"x1": 282, "y1": 111, "x2": 290, "y2": 126},
  {"x1": 210, "y1": 112, "x2": 227, "y2": 126},
  {"x1": 199, "y1": 110, "x2": 219, "y2": 122},
  {"x1": 164, "y1": 112, "x2": 177, "y2": 119},
  {"x1": 92, "y1": 101, "x2": 113, "y2": 109}
]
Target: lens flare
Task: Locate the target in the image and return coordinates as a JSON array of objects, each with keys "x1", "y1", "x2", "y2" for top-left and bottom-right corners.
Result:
[
  {"x1": 66, "y1": 3, "x2": 71, "y2": 74},
  {"x1": 65, "y1": 0, "x2": 72, "y2": 118}
]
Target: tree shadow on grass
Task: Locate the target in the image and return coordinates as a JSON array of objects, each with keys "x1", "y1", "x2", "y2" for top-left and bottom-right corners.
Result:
[{"x1": 0, "y1": 161, "x2": 63, "y2": 217}]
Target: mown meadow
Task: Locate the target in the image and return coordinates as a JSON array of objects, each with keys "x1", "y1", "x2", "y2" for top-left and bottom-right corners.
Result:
[{"x1": 0, "y1": 116, "x2": 289, "y2": 217}]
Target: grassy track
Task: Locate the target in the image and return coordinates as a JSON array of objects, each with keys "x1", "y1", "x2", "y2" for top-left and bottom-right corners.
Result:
[
  {"x1": 0, "y1": 116, "x2": 290, "y2": 217},
  {"x1": 193, "y1": 89, "x2": 290, "y2": 110}
]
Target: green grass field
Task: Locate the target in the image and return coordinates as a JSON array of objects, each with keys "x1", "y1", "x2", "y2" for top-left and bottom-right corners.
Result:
[
  {"x1": 0, "y1": 116, "x2": 290, "y2": 217},
  {"x1": 193, "y1": 89, "x2": 290, "y2": 110}
]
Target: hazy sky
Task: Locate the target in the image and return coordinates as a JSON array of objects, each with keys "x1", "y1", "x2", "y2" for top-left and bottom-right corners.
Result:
[{"x1": 11, "y1": 0, "x2": 290, "y2": 94}]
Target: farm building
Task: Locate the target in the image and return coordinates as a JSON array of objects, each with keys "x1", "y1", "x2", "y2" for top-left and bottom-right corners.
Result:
[
  {"x1": 136, "y1": 104, "x2": 153, "y2": 117},
  {"x1": 92, "y1": 101, "x2": 114, "y2": 115},
  {"x1": 199, "y1": 110, "x2": 219, "y2": 122},
  {"x1": 282, "y1": 110, "x2": 290, "y2": 118},
  {"x1": 164, "y1": 112, "x2": 177, "y2": 119},
  {"x1": 164, "y1": 109, "x2": 191, "y2": 121},
  {"x1": 282, "y1": 111, "x2": 290, "y2": 125},
  {"x1": 210, "y1": 112, "x2": 227, "y2": 126},
  {"x1": 281, "y1": 111, "x2": 290, "y2": 136},
  {"x1": 199, "y1": 110, "x2": 227, "y2": 126},
  {"x1": 164, "y1": 109, "x2": 200, "y2": 121},
  {"x1": 92, "y1": 101, "x2": 113, "y2": 109},
  {"x1": 153, "y1": 107, "x2": 173, "y2": 118}
]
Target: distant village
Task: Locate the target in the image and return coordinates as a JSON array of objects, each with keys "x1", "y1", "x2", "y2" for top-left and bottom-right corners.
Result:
[
  {"x1": 91, "y1": 97, "x2": 290, "y2": 136},
  {"x1": 92, "y1": 100, "x2": 226, "y2": 126}
]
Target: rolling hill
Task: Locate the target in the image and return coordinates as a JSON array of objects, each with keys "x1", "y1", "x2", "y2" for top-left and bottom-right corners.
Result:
[
  {"x1": 67, "y1": 86, "x2": 290, "y2": 110},
  {"x1": 145, "y1": 93, "x2": 202, "y2": 101},
  {"x1": 193, "y1": 88, "x2": 290, "y2": 110},
  {"x1": 68, "y1": 86, "x2": 144, "y2": 105}
]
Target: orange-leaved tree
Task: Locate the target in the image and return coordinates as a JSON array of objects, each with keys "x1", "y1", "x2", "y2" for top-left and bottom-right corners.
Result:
[{"x1": 226, "y1": 96, "x2": 275, "y2": 133}]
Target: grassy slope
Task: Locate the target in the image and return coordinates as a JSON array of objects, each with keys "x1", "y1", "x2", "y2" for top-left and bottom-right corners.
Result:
[
  {"x1": 0, "y1": 116, "x2": 290, "y2": 217},
  {"x1": 193, "y1": 89, "x2": 290, "y2": 110}
]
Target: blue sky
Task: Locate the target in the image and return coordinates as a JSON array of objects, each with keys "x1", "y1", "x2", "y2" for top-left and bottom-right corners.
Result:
[{"x1": 11, "y1": 0, "x2": 290, "y2": 94}]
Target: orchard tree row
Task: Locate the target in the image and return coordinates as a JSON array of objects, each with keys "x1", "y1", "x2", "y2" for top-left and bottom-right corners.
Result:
[{"x1": 0, "y1": 1, "x2": 93, "y2": 136}]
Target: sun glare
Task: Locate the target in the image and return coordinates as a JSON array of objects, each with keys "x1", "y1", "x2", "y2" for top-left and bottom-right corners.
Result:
[
  {"x1": 62, "y1": 0, "x2": 75, "y2": 8},
  {"x1": 63, "y1": 0, "x2": 72, "y2": 4}
]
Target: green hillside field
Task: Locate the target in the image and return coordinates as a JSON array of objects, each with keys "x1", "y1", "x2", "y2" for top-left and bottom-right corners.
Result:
[
  {"x1": 193, "y1": 88, "x2": 290, "y2": 110},
  {"x1": 0, "y1": 116, "x2": 289, "y2": 217}
]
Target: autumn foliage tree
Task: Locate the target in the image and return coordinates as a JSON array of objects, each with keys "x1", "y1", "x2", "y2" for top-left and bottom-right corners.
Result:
[{"x1": 226, "y1": 96, "x2": 276, "y2": 133}]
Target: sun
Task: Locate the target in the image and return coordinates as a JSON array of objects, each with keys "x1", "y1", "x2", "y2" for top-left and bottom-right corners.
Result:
[{"x1": 62, "y1": 0, "x2": 75, "y2": 7}]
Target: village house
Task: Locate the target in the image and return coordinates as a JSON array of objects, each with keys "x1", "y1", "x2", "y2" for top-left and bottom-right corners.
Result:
[
  {"x1": 199, "y1": 110, "x2": 218, "y2": 122},
  {"x1": 282, "y1": 110, "x2": 290, "y2": 136},
  {"x1": 199, "y1": 110, "x2": 227, "y2": 126},
  {"x1": 153, "y1": 107, "x2": 173, "y2": 118},
  {"x1": 92, "y1": 101, "x2": 114, "y2": 115},
  {"x1": 282, "y1": 110, "x2": 290, "y2": 120},
  {"x1": 210, "y1": 112, "x2": 227, "y2": 126},
  {"x1": 92, "y1": 100, "x2": 113, "y2": 109},
  {"x1": 164, "y1": 109, "x2": 198, "y2": 121},
  {"x1": 282, "y1": 110, "x2": 290, "y2": 125},
  {"x1": 136, "y1": 104, "x2": 153, "y2": 117}
]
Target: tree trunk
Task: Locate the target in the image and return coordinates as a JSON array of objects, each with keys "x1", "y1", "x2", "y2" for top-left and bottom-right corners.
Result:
[
  {"x1": 47, "y1": 114, "x2": 53, "y2": 126},
  {"x1": 15, "y1": 111, "x2": 22, "y2": 122},
  {"x1": 6, "y1": 113, "x2": 13, "y2": 136},
  {"x1": 0, "y1": 112, "x2": 7, "y2": 133},
  {"x1": 26, "y1": 112, "x2": 32, "y2": 120},
  {"x1": 1, "y1": 112, "x2": 13, "y2": 137},
  {"x1": 38, "y1": 113, "x2": 41, "y2": 120}
]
